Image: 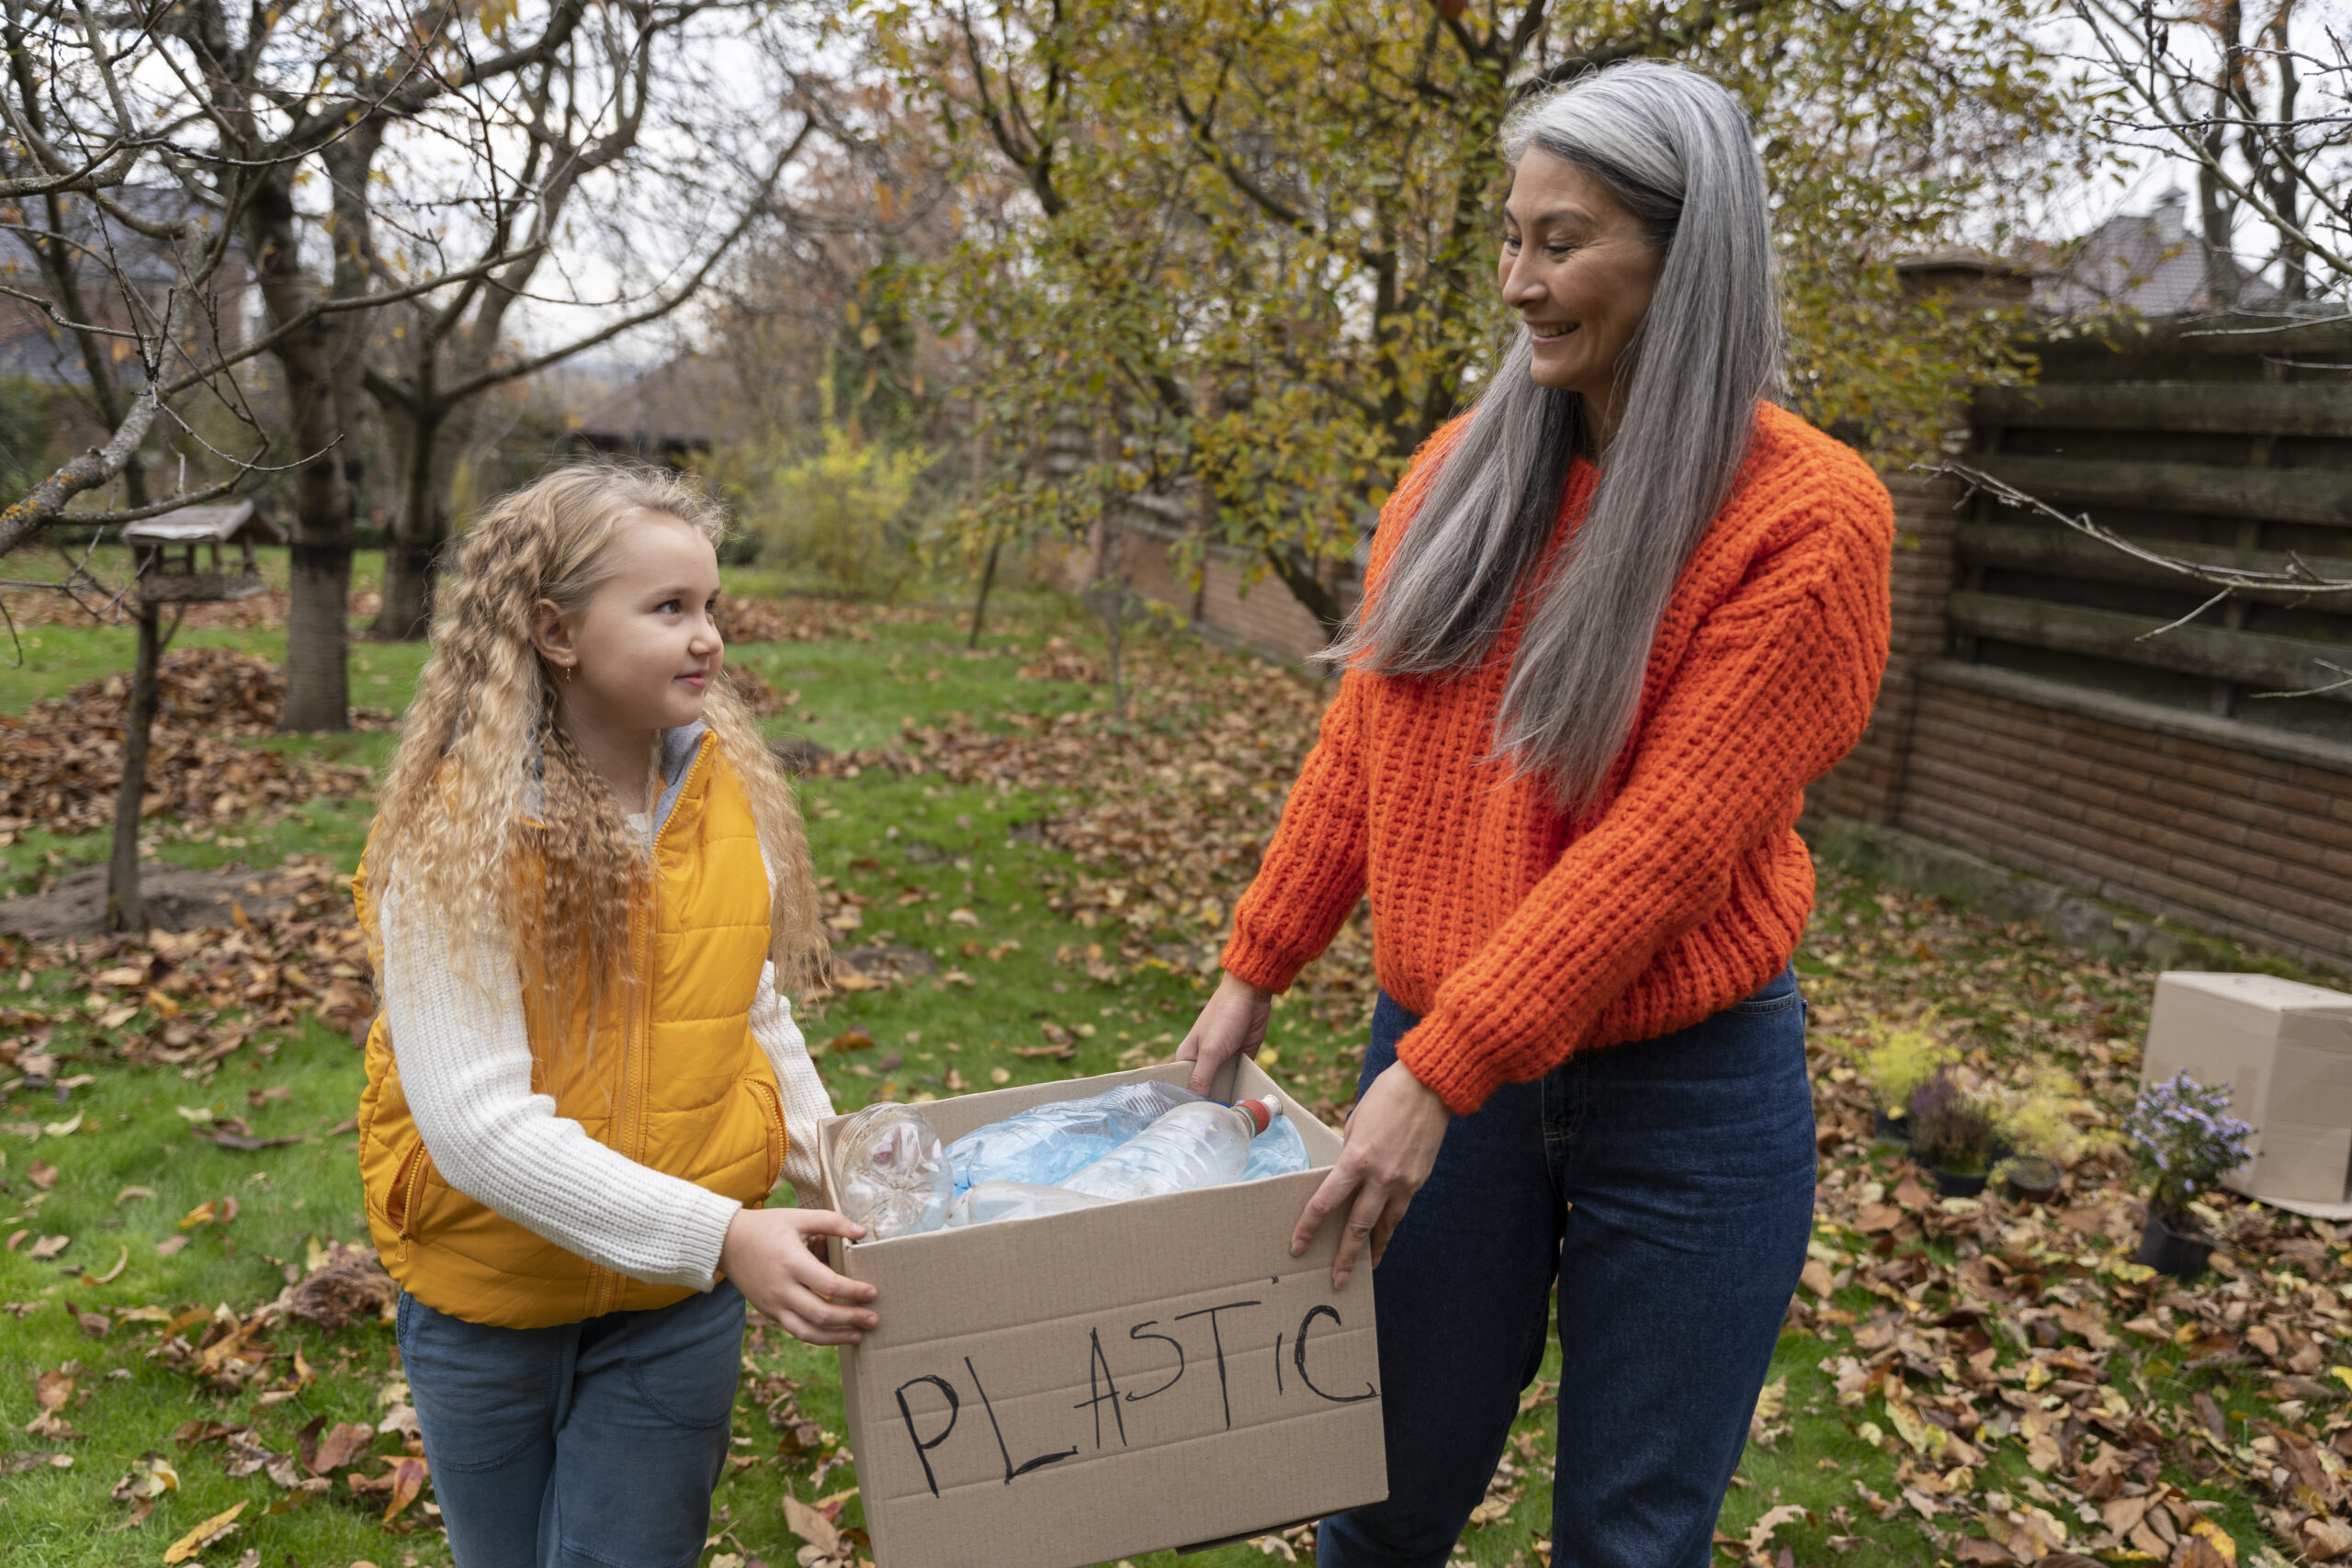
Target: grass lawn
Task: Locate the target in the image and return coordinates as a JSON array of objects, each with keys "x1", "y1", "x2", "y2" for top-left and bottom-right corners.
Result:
[{"x1": 0, "y1": 555, "x2": 2336, "y2": 1568}]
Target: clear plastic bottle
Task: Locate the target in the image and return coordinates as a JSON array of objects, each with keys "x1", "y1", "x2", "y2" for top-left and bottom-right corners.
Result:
[
  {"x1": 946, "y1": 1180, "x2": 1113, "y2": 1228},
  {"x1": 1240, "y1": 1109, "x2": 1311, "y2": 1182},
  {"x1": 945, "y1": 1080, "x2": 1203, "y2": 1192},
  {"x1": 1059, "y1": 1100, "x2": 1278, "y2": 1201},
  {"x1": 833, "y1": 1103, "x2": 953, "y2": 1240}
]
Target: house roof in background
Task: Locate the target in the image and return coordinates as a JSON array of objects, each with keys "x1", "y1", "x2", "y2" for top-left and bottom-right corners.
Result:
[
  {"x1": 0, "y1": 185, "x2": 246, "y2": 388},
  {"x1": 2035, "y1": 192, "x2": 2280, "y2": 316},
  {"x1": 572, "y1": 354, "x2": 734, "y2": 450},
  {"x1": 0, "y1": 185, "x2": 243, "y2": 290}
]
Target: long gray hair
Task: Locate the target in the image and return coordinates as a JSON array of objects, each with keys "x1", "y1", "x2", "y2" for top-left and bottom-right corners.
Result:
[{"x1": 1319, "y1": 62, "x2": 1782, "y2": 810}]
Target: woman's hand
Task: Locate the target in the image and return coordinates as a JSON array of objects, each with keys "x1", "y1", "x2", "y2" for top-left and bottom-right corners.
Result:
[
  {"x1": 718, "y1": 1207, "x2": 877, "y2": 1346},
  {"x1": 1173, "y1": 970, "x2": 1275, "y2": 1097},
  {"x1": 1292, "y1": 1061, "x2": 1452, "y2": 1290}
]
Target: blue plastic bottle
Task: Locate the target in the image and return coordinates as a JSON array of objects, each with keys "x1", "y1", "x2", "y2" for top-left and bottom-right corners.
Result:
[
  {"x1": 1240, "y1": 1109, "x2": 1311, "y2": 1181},
  {"x1": 1059, "y1": 1100, "x2": 1277, "y2": 1201},
  {"x1": 945, "y1": 1079, "x2": 1203, "y2": 1191}
]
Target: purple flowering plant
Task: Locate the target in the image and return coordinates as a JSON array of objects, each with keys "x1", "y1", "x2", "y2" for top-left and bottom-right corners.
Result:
[
  {"x1": 1907, "y1": 1066, "x2": 1998, "y2": 1175},
  {"x1": 2122, "y1": 1072, "x2": 2255, "y2": 1228}
]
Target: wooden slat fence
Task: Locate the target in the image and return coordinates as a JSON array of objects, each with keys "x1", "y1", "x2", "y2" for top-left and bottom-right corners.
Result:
[{"x1": 1810, "y1": 312, "x2": 2352, "y2": 973}]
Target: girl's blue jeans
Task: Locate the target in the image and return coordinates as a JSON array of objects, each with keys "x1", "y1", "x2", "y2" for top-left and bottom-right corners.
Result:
[
  {"x1": 1317, "y1": 971, "x2": 1815, "y2": 1568},
  {"x1": 397, "y1": 1280, "x2": 744, "y2": 1568}
]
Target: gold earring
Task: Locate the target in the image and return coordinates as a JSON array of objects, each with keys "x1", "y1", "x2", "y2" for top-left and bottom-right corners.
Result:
[{"x1": 561, "y1": 663, "x2": 574, "y2": 683}]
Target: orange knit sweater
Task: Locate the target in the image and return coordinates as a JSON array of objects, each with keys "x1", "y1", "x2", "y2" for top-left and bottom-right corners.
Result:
[{"x1": 1221, "y1": 402, "x2": 1894, "y2": 1115}]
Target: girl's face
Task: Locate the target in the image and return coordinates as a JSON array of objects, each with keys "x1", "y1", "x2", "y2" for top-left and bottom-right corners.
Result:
[
  {"x1": 532, "y1": 512, "x2": 725, "y2": 734},
  {"x1": 1497, "y1": 149, "x2": 1668, "y2": 434}
]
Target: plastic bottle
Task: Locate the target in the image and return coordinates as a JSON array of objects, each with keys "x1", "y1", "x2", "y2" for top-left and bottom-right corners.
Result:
[
  {"x1": 945, "y1": 1080, "x2": 1204, "y2": 1192},
  {"x1": 946, "y1": 1180, "x2": 1113, "y2": 1228},
  {"x1": 833, "y1": 1103, "x2": 953, "y2": 1240},
  {"x1": 1060, "y1": 1099, "x2": 1279, "y2": 1201},
  {"x1": 1240, "y1": 1108, "x2": 1311, "y2": 1182}
]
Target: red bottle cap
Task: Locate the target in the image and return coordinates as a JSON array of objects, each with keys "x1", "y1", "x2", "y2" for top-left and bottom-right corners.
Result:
[{"x1": 1235, "y1": 1099, "x2": 1273, "y2": 1134}]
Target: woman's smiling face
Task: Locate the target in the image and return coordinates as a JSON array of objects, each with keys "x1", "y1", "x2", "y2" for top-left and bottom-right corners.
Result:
[{"x1": 1497, "y1": 148, "x2": 1668, "y2": 436}]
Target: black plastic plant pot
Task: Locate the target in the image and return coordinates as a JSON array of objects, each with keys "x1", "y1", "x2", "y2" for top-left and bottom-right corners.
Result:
[
  {"x1": 1928, "y1": 1164, "x2": 1988, "y2": 1200},
  {"x1": 2136, "y1": 1211, "x2": 2215, "y2": 1280},
  {"x1": 1873, "y1": 1108, "x2": 1911, "y2": 1145},
  {"x1": 2004, "y1": 1156, "x2": 2062, "y2": 1203}
]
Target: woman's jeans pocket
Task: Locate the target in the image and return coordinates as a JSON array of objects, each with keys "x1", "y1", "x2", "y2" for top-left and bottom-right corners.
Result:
[{"x1": 1730, "y1": 965, "x2": 1804, "y2": 1015}]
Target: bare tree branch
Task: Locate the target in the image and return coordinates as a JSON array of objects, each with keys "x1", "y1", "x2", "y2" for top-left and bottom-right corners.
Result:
[{"x1": 1928, "y1": 459, "x2": 2352, "y2": 601}]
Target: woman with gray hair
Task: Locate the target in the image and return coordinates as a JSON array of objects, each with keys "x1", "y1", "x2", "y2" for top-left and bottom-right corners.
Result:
[{"x1": 1177, "y1": 62, "x2": 1893, "y2": 1566}]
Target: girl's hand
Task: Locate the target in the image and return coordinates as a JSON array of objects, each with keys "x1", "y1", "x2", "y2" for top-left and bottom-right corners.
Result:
[
  {"x1": 1174, "y1": 970, "x2": 1274, "y2": 1097},
  {"x1": 1291, "y1": 1060, "x2": 1452, "y2": 1290},
  {"x1": 719, "y1": 1208, "x2": 877, "y2": 1346}
]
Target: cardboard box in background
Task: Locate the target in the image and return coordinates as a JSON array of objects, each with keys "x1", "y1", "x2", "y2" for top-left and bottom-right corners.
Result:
[
  {"x1": 2142, "y1": 972, "x2": 2352, "y2": 1212},
  {"x1": 817, "y1": 1058, "x2": 1386, "y2": 1568}
]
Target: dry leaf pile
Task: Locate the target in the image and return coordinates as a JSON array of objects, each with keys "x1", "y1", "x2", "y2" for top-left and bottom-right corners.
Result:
[
  {"x1": 733, "y1": 1319, "x2": 865, "y2": 1564},
  {"x1": 0, "y1": 648, "x2": 383, "y2": 842},
  {"x1": 1015, "y1": 636, "x2": 1100, "y2": 682},
  {"x1": 1784, "y1": 885, "x2": 2346, "y2": 1568},
  {"x1": 163, "y1": 1404, "x2": 429, "y2": 1530},
  {"x1": 728, "y1": 665, "x2": 792, "y2": 716},
  {"x1": 0, "y1": 584, "x2": 384, "y2": 631},
  {"x1": 716, "y1": 593, "x2": 933, "y2": 646},
  {"x1": 0, "y1": 855, "x2": 375, "y2": 1083},
  {"x1": 13, "y1": 1242, "x2": 425, "y2": 1546}
]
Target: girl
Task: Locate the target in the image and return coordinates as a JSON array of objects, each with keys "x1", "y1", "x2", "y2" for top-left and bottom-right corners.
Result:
[{"x1": 353, "y1": 464, "x2": 877, "y2": 1568}]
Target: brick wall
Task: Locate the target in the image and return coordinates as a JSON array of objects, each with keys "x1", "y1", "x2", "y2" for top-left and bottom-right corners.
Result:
[
  {"x1": 1046, "y1": 519, "x2": 1350, "y2": 665},
  {"x1": 1879, "y1": 666, "x2": 2352, "y2": 970},
  {"x1": 1807, "y1": 468, "x2": 1962, "y2": 825},
  {"x1": 1803, "y1": 468, "x2": 2352, "y2": 976}
]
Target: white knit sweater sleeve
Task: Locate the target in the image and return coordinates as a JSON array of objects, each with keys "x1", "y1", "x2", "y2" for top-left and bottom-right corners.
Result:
[
  {"x1": 378, "y1": 884, "x2": 741, "y2": 1291},
  {"x1": 747, "y1": 961, "x2": 835, "y2": 1208}
]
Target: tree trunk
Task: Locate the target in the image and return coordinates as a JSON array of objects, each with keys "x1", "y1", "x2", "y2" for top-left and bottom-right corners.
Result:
[
  {"x1": 967, "y1": 537, "x2": 1002, "y2": 648},
  {"x1": 1264, "y1": 545, "x2": 1348, "y2": 642},
  {"x1": 372, "y1": 403, "x2": 449, "y2": 641},
  {"x1": 245, "y1": 167, "x2": 355, "y2": 731},
  {"x1": 276, "y1": 447, "x2": 357, "y2": 728},
  {"x1": 373, "y1": 534, "x2": 439, "y2": 640},
  {"x1": 285, "y1": 541, "x2": 353, "y2": 727},
  {"x1": 2198, "y1": 4, "x2": 2246, "y2": 310},
  {"x1": 277, "y1": 125, "x2": 382, "y2": 716},
  {"x1": 1099, "y1": 590, "x2": 1126, "y2": 722},
  {"x1": 106, "y1": 599, "x2": 162, "y2": 931}
]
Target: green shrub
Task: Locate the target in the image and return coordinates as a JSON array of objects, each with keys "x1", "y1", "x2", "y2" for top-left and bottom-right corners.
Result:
[
  {"x1": 1994, "y1": 1064, "x2": 2098, "y2": 1167},
  {"x1": 706, "y1": 423, "x2": 928, "y2": 600},
  {"x1": 1859, "y1": 1013, "x2": 1957, "y2": 1117}
]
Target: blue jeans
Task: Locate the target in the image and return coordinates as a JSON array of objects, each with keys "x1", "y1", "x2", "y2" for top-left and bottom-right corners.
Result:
[
  {"x1": 1317, "y1": 972, "x2": 1815, "y2": 1568},
  {"x1": 397, "y1": 1283, "x2": 745, "y2": 1568}
]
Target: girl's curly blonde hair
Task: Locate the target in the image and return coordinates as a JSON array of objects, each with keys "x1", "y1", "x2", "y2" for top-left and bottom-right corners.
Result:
[{"x1": 363, "y1": 462, "x2": 830, "y2": 1010}]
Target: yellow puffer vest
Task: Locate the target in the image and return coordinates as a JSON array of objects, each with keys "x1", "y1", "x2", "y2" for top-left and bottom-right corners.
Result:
[{"x1": 354, "y1": 733, "x2": 787, "y2": 1328}]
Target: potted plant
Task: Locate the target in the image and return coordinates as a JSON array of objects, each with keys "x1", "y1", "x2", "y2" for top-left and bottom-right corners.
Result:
[
  {"x1": 1999, "y1": 1151, "x2": 2063, "y2": 1204},
  {"x1": 2123, "y1": 1071, "x2": 2255, "y2": 1280},
  {"x1": 1907, "y1": 1066, "x2": 2000, "y2": 1197},
  {"x1": 1860, "y1": 1016, "x2": 1957, "y2": 1145},
  {"x1": 1995, "y1": 1069, "x2": 2082, "y2": 1204}
]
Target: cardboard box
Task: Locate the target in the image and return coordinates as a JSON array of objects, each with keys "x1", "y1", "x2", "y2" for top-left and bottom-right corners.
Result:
[
  {"x1": 816, "y1": 1058, "x2": 1387, "y2": 1568},
  {"x1": 2142, "y1": 972, "x2": 2352, "y2": 1210}
]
